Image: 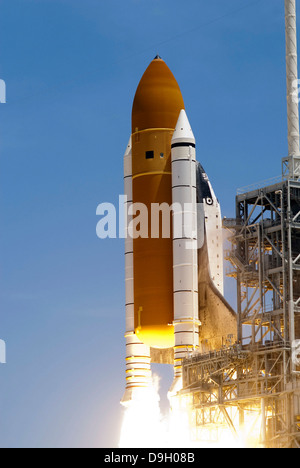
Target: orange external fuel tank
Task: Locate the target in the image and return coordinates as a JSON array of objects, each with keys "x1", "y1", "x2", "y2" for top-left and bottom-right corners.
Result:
[{"x1": 131, "y1": 56, "x2": 185, "y2": 349}]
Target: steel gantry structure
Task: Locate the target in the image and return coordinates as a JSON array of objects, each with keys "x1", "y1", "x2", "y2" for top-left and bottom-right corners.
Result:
[
  {"x1": 179, "y1": 0, "x2": 300, "y2": 448},
  {"x1": 227, "y1": 179, "x2": 300, "y2": 353},
  {"x1": 179, "y1": 179, "x2": 300, "y2": 448}
]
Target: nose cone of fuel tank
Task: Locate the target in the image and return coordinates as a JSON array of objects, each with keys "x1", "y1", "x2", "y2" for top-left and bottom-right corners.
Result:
[{"x1": 132, "y1": 56, "x2": 185, "y2": 133}]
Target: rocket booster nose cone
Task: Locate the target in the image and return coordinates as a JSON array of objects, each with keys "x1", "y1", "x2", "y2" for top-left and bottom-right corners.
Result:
[
  {"x1": 132, "y1": 58, "x2": 185, "y2": 132},
  {"x1": 172, "y1": 109, "x2": 195, "y2": 144}
]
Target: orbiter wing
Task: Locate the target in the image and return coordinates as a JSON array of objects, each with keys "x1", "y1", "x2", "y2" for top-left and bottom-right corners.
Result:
[{"x1": 196, "y1": 163, "x2": 237, "y2": 352}]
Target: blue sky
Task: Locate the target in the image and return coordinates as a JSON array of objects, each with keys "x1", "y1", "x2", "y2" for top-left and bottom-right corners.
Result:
[{"x1": 0, "y1": 0, "x2": 293, "y2": 448}]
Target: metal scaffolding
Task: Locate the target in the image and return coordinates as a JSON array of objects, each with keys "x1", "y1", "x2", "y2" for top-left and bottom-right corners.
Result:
[
  {"x1": 181, "y1": 343, "x2": 300, "y2": 447},
  {"x1": 180, "y1": 180, "x2": 300, "y2": 447},
  {"x1": 226, "y1": 180, "x2": 300, "y2": 351},
  {"x1": 179, "y1": 1, "x2": 300, "y2": 448}
]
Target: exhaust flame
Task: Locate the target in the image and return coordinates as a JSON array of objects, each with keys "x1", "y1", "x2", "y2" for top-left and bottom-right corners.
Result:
[
  {"x1": 119, "y1": 373, "x2": 193, "y2": 448},
  {"x1": 119, "y1": 374, "x2": 262, "y2": 448},
  {"x1": 119, "y1": 375, "x2": 165, "y2": 448},
  {"x1": 119, "y1": 374, "x2": 261, "y2": 448}
]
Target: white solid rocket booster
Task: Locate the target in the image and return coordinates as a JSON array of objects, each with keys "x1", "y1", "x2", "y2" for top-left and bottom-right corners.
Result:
[
  {"x1": 171, "y1": 110, "x2": 200, "y2": 390},
  {"x1": 123, "y1": 138, "x2": 153, "y2": 405}
]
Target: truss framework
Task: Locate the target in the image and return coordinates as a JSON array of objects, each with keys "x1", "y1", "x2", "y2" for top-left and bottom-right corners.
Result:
[{"x1": 180, "y1": 180, "x2": 300, "y2": 448}]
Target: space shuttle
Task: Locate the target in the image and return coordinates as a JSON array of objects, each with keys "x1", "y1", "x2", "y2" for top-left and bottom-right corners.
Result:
[{"x1": 122, "y1": 56, "x2": 236, "y2": 405}]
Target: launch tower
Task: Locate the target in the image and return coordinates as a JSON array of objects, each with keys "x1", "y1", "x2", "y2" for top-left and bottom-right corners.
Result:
[{"x1": 180, "y1": 0, "x2": 300, "y2": 448}]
